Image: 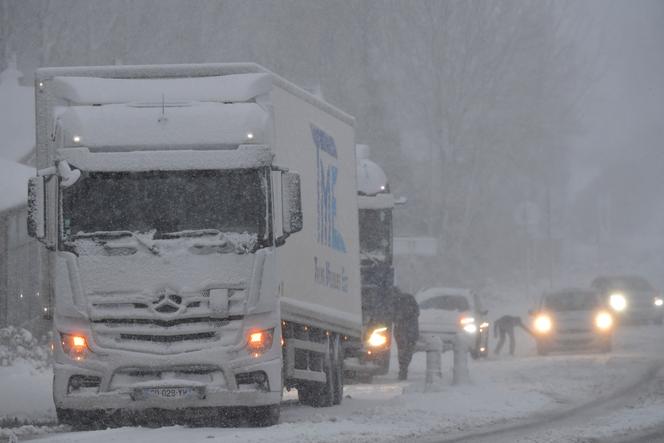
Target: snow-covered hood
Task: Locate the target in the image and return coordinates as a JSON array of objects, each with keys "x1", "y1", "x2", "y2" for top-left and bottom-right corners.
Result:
[{"x1": 77, "y1": 252, "x2": 254, "y2": 296}]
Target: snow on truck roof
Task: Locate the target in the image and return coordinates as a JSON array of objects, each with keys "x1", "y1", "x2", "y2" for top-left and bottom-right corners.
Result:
[
  {"x1": 36, "y1": 63, "x2": 355, "y2": 126},
  {"x1": 56, "y1": 102, "x2": 270, "y2": 150},
  {"x1": 51, "y1": 73, "x2": 272, "y2": 105}
]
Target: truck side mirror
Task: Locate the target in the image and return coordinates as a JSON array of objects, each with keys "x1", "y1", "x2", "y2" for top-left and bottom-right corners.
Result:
[
  {"x1": 27, "y1": 176, "x2": 46, "y2": 240},
  {"x1": 282, "y1": 172, "x2": 303, "y2": 235}
]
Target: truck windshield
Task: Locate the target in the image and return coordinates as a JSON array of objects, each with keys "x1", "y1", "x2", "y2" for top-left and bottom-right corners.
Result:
[
  {"x1": 61, "y1": 169, "x2": 268, "y2": 241},
  {"x1": 359, "y1": 209, "x2": 392, "y2": 264}
]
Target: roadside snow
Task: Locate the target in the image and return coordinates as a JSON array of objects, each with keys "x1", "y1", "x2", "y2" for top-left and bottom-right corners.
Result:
[
  {"x1": 19, "y1": 326, "x2": 663, "y2": 443},
  {"x1": 0, "y1": 361, "x2": 54, "y2": 422}
]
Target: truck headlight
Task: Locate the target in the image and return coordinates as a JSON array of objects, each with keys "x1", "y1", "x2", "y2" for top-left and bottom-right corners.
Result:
[
  {"x1": 246, "y1": 328, "x2": 274, "y2": 357},
  {"x1": 60, "y1": 333, "x2": 90, "y2": 361},
  {"x1": 367, "y1": 326, "x2": 389, "y2": 349},
  {"x1": 534, "y1": 315, "x2": 553, "y2": 334},
  {"x1": 654, "y1": 297, "x2": 663, "y2": 307},
  {"x1": 595, "y1": 311, "x2": 613, "y2": 331},
  {"x1": 609, "y1": 293, "x2": 627, "y2": 312}
]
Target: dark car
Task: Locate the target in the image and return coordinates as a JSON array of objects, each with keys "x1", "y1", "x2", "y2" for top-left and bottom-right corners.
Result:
[
  {"x1": 530, "y1": 289, "x2": 613, "y2": 355},
  {"x1": 591, "y1": 275, "x2": 663, "y2": 325}
]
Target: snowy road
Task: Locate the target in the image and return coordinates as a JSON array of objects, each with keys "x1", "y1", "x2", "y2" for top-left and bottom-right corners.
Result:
[{"x1": 2, "y1": 325, "x2": 664, "y2": 443}]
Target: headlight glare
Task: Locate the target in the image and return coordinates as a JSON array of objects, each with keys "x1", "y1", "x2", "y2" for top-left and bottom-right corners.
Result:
[
  {"x1": 367, "y1": 326, "x2": 389, "y2": 349},
  {"x1": 60, "y1": 333, "x2": 90, "y2": 361},
  {"x1": 534, "y1": 315, "x2": 553, "y2": 334},
  {"x1": 463, "y1": 323, "x2": 478, "y2": 334},
  {"x1": 609, "y1": 293, "x2": 627, "y2": 312},
  {"x1": 595, "y1": 311, "x2": 613, "y2": 331},
  {"x1": 654, "y1": 297, "x2": 663, "y2": 307}
]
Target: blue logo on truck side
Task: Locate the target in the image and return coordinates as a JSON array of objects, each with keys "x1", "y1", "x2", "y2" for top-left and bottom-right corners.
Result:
[{"x1": 312, "y1": 124, "x2": 346, "y2": 253}]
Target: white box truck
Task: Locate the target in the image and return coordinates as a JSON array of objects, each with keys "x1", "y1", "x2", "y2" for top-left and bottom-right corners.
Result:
[{"x1": 27, "y1": 63, "x2": 362, "y2": 427}]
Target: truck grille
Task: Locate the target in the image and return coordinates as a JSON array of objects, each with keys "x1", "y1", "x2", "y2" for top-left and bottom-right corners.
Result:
[{"x1": 87, "y1": 289, "x2": 246, "y2": 354}]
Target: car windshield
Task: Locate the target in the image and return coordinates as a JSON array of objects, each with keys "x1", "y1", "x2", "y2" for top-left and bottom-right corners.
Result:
[
  {"x1": 359, "y1": 208, "x2": 392, "y2": 263},
  {"x1": 61, "y1": 168, "x2": 268, "y2": 241},
  {"x1": 605, "y1": 277, "x2": 654, "y2": 292},
  {"x1": 544, "y1": 292, "x2": 600, "y2": 311},
  {"x1": 419, "y1": 294, "x2": 470, "y2": 311}
]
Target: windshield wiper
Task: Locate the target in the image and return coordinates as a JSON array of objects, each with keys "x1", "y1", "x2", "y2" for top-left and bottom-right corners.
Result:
[
  {"x1": 154, "y1": 229, "x2": 222, "y2": 239},
  {"x1": 72, "y1": 231, "x2": 160, "y2": 256}
]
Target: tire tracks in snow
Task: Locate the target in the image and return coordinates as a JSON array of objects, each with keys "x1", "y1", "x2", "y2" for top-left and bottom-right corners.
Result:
[{"x1": 421, "y1": 359, "x2": 664, "y2": 443}]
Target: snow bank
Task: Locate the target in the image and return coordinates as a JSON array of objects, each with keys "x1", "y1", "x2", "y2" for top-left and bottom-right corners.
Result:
[
  {"x1": 0, "y1": 361, "x2": 54, "y2": 422},
  {"x1": 0, "y1": 157, "x2": 34, "y2": 211}
]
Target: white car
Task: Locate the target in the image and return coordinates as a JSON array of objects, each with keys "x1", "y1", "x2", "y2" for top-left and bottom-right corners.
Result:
[{"x1": 415, "y1": 287, "x2": 489, "y2": 358}]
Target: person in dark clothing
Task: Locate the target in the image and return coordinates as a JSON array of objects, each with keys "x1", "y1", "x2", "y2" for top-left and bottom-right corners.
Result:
[
  {"x1": 493, "y1": 315, "x2": 532, "y2": 356},
  {"x1": 392, "y1": 288, "x2": 420, "y2": 380}
]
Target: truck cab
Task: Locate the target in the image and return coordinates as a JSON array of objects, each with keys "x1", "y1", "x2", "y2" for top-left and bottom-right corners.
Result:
[{"x1": 344, "y1": 144, "x2": 396, "y2": 377}]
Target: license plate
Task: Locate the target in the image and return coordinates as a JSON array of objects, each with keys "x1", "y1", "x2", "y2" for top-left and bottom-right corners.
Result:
[{"x1": 142, "y1": 386, "x2": 195, "y2": 399}]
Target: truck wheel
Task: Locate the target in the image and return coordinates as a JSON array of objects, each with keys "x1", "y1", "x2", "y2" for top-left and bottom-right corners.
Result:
[{"x1": 246, "y1": 404, "x2": 280, "y2": 427}]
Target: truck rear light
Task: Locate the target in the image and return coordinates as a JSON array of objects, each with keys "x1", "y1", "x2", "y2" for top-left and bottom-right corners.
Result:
[
  {"x1": 246, "y1": 329, "x2": 274, "y2": 357},
  {"x1": 60, "y1": 333, "x2": 90, "y2": 361}
]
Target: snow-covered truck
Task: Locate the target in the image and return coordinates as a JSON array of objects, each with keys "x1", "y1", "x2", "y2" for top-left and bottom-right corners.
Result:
[
  {"x1": 344, "y1": 145, "x2": 397, "y2": 380},
  {"x1": 26, "y1": 63, "x2": 362, "y2": 427}
]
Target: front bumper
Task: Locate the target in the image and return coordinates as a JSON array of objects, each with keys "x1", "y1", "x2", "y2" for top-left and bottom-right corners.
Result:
[
  {"x1": 536, "y1": 331, "x2": 611, "y2": 351},
  {"x1": 53, "y1": 346, "x2": 283, "y2": 411}
]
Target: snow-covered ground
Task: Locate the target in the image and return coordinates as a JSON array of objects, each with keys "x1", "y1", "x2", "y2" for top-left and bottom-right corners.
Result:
[{"x1": 2, "y1": 324, "x2": 662, "y2": 443}]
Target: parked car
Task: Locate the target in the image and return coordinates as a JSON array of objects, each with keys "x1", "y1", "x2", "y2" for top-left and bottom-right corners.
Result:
[
  {"x1": 415, "y1": 287, "x2": 489, "y2": 359},
  {"x1": 591, "y1": 275, "x2": 663, "y2": 325},
  {"x1": 530, "y1": 289, "x2": 613, "y2": 355}
]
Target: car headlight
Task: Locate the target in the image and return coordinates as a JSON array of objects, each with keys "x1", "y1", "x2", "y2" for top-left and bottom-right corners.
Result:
[
  {"x1": 460, "y1": 317, "x2": 477, "y2": 334},
  {"x1": 463, "y1": 323, "x2": 478, "y2": 334},
  {"x1": 654, "y1": 297, "x2": 663, "y2": 307},
  {"x1": 609, "y1": 293, "x2": 627, "y2": 312},
  {"x1": 367, "y1": 326, "x2": 389, "y2": 349},
  {"x1": 595, "y1": 311, "x2": 614, "y2": 331},
  {"x1": 534, "y1": 314, "x2": 553, "y2": 334}
]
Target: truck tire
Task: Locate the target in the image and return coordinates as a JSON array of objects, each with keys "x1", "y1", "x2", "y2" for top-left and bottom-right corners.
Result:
[{"x1": 246, "y1": 404, "x2": 280, "y2": 427}]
